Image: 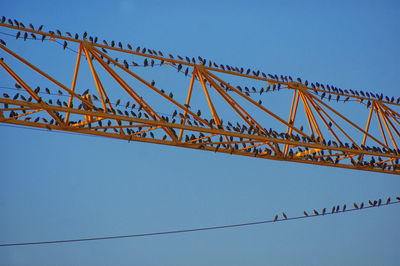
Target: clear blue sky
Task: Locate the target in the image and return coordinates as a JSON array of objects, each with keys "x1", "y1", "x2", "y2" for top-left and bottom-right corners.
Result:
[{"x1": 0, "y1": 0, "x2": 399, "y2": 265}]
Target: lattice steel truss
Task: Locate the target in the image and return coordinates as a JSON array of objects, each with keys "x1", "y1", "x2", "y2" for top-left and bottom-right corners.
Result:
[{"x1": 0, "y1": 19, "x2": 399, "y2": 175}]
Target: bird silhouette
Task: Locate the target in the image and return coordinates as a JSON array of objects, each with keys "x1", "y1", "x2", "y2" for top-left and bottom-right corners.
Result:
[
  {"x1": 123, "y1": 60, "x2": 129, "y2": 69},
  {"x1": 386, "y1": 197, "x2": 391, "y2": 204}
]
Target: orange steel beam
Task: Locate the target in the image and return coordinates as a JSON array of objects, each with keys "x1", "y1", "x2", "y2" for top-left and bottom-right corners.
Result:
[
  {"x1": 203, "y1": 70, "x2": 267, "y2": 136},
  {"x1": 0, "y1": 108, "x2": 43, "y2": 122},
  {"x1": 203, "y1": 76, "x2": 273, "y2": 152},
  {"x1": 195, "y1": 69, "x2": 233, "y2": 149},
  {"x1": 359, "y1": 102, "x2": 375, "y2": 163},
  {"x1": 298, "y1": 92, "x2": 323, "y2": 157},
  {"x1": 1, "y1": 97, "x2": 398, "y2": 161},
  {"x1": 374, "y1": 102, "x2": 390, "y2": 150},
  {"x1": 381, "y1": 105, "x2": 400, "y2": 126},
  {"x1": 186, "y1": 133, "x2": 218, "y2": 144},
  {"x1": 204, "y1": 70, "x2": 309, "y2": 138},
  {"x1": 0, "y1": 59, "x2": 65, "y2": 126},
  {"x1": 302, "y1": 93, "x2": 325, "y2": 142},
  {"x1": 362, "y1": 104, "x2": 374, "y2": 145},
  {"x1": 87, "y1": 46, "x2": 178, "y2": 140},
  {"x1": 129, "y1": 126, "x2": 162, "y2": 137},
  {"x1": 305, "y1": 94, "x2": 341, "y2": 145},
  {"x1": 299, "y1": 92, "x2": 316, "y2": 138},
  {"x1": 91, "y1": 46, "x2": 209, "y2": 134},
  {"x1": 376, "y1": 103, "x2": 397, "y2": 151},
  {"x1": 65, "y1": 43, "x2": 83, "y2": 124},
  {"x1": 0, "y1": 44, "x2": 95, "y2": 109},
  {"x1": 1, "y1": 96, "x2": 399, "y2": 175},
  {"x1": 307, "y1": 92, "x2": 387, "y2": 148},
  {"x1": 196, "y1": 69, "x2": 221, "y2": 126},
  {"x1": 379, "y1": 106, "x2": 400, "y2": 141},
  {"x1": 201, "y1": 70, "x2": 278, "y2": 153},
  {"x1": 306, "y1": 94, "x2": 357, "y2": 147},
  {"x1": 84, "y1": 46, "x2": 114, "y2": 112},
  {"x1": 82, "y1": 46, "x2": 107, "y2": 110},
  {"x1": 1, "y1": 106, "x2": 34, "y2": 111},
  {"x1": 203, "y1": 73, "x2": 252, "y2": 126},
  {"x1": 283, "y1": 90, "x2": 300, "y2": 156},
  {"x1": 380, "y1": 105, "x2": 400, "y2": 139},
  {"x1": 82, "y1": 46, "x2": 125, "y2": 135},
  {"x1": 178, "y1": 70, "x2": 196, "y2": 141},
  {"x1": 307, "y1": 95, "x2": 361, "y2": 150},
  {"x1": 377, "y1": 104, "x2": 398, "y2": 150},
  {"x1": 299, "y1": 91, "x2": 320, "y2": 139},
  {"x1": 3, "y1": 114, "x2": 397, "y2": 175}
]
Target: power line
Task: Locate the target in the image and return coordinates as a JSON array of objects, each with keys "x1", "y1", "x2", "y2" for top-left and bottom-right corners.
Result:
[{"x1": 1, "y1": 197, "x2": 398, "y2": 247}]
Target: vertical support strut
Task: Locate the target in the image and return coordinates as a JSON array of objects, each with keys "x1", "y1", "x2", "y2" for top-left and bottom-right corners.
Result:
[
  {"x1": 65, "y1": 43, "x2": 83, "y2": 124},
  {"x1": 284, "y1": 90, "x2": 299, "y2": 156},
  {"x1": 179, "y1": 69, "x2": 196, "y2": 141}
]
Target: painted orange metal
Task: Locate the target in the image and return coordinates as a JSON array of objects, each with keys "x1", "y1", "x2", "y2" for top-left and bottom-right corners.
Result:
[{"x1": 0, "y1": 23, "x2": 399, "y2": 175}]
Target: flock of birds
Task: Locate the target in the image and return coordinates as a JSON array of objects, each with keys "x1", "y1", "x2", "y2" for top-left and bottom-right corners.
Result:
[
  {"x1": 275, "y1": 196, "x2": 400, "y2": 222},
  {"x1": 0, "y1": 16, "x2": 399, "y2": 108},
  {"x1": 2, "y1": 83, "x2": 399, "y2": 172},
  {"x1": 0, "y1": 17, "x2": 399, "y2": 172}
]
